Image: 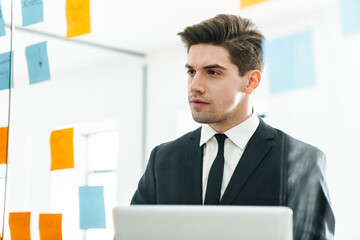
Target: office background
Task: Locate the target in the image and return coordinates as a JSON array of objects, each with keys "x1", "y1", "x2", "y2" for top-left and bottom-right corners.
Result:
[{"x1": 0, "y1": 0, "x2": 359, "y2": 239}]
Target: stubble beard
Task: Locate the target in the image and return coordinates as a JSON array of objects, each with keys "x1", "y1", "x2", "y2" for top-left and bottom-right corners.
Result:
[{"x1": 191, "y1": 108, "x2": 229, "y2": 124}]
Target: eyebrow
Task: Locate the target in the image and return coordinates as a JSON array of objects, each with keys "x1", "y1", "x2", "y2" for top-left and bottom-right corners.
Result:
[{"x1": 185, "y1": 64, "x2": 227, "y2": 71}]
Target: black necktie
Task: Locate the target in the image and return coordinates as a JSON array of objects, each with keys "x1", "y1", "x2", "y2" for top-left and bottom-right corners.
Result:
[{"x1": 204, "y1": 134, "x2": 227, "y2": 205}]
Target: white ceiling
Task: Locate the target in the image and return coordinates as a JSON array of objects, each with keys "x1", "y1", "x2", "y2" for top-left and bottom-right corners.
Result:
[{"x1": 3, "y1": 0, "x2": 331, "y2": 55}]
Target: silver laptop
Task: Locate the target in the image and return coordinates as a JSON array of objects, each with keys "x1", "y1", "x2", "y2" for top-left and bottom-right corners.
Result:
[{"x1": 113, "y1": 205, "x2": 293, "y2": 240}]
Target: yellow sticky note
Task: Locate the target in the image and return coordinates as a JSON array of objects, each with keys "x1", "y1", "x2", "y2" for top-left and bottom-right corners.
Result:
[
  {"x1": 50, "y1": 128, "x2": 74, "y2": 171},
  {"x1": 66, "y1": 0, "x2": 91, "y2": 39},
  {"x1": 0, "y1": 127, "x2": 8, "y2": 164},
  {"x1": 39, "y1": 214, "x2": 62, "y2": 240},
  {"x1": 9, "y1": 212, "x2": 31, "y2": 240},
  {"x1": 241, "y1": 0, "x2": 268, "y2": 8}
]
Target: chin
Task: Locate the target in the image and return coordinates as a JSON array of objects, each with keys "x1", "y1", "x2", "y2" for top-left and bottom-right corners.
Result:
[{"x1": 192, "y1": 114, "x2": 218, "y2": 124}]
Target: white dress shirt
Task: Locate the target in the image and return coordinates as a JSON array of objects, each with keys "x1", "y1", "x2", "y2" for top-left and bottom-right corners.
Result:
[{"x1": 200, "y1": 113, "x2": 260, "y2": 203}]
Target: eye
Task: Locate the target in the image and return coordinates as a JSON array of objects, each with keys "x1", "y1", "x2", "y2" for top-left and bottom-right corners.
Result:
[
  {"x1": 207, "y1": 69, "x2": 219, "y2": 75},
  {"x1": 187, "y1": 69, "x2": 196, "y2": 75}
]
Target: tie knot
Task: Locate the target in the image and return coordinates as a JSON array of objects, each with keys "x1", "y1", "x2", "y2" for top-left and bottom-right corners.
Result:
[{"x1": 214, "y1": 134, "x2": 227, "y2": 146}]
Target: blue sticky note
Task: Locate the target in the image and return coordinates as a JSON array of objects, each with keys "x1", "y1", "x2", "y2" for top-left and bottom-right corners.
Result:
[
  {"x1": 0, "y1": 3, "x2": 5, "y2": 37},
  {"x1": 79, "y1": 186, "x2": 106, "y2": 230},
  {"x1": 21, "y1": 0, "x2": 43, "y2": 26},
  {"x1": 339, "y1": 0, "x2": 360, "y2": 36},
  {"x1": 0, "y1": 52, "x2": 11, "y2": 91},
  {"x1": 25, "y1": 41, "x2": 50, "y2": 85},
  {"x1": 263, "y1": 30, "x2": 316, "y2": 94}
]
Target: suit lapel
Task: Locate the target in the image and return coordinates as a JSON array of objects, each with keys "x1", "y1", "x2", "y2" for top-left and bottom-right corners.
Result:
[
  {"x1": 184, "y1": 127, "x2": 203, "y2": 204},
  {"x1": 220, "y1": 119, "x2": 274, "y2": 205}
]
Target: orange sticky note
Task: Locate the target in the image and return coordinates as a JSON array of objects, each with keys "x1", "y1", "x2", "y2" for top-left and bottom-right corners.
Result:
[
  {"x1": 0, "y1": 127, "x2": 8, "y2": 164},
  {"x1": 50, "y1": 128, "x2": 74, "y2": 171},
  {"x1": 9, "y1": 212, "x2": 31, "y2": 240},
  {"x1": 241, "y1": 0, "x2": 268, "y2": 8},
  {"x1": 39, "y1": 214, "x2": 62, "y2": 240},
  {"x1": 66, "y1": 0, "x2": 91, "y2": 39}
]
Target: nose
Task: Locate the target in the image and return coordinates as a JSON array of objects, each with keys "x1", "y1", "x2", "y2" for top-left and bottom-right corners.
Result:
[{"x1": 188, "y1": 73, "x2": 205, "y2": 94}]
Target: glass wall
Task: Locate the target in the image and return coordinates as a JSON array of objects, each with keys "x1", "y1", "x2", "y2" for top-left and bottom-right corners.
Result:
[
  {"x1": 2, "y1": 0, "x2": 146, "y2": 239},
  {"x1": 1, "y1": 0, "x2": 360, "y2": 239}
]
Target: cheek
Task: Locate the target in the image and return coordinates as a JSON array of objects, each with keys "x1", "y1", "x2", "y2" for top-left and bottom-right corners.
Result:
[
  {"x1": 187, "y1": 78, "x2": 192, "y2": 92},
  {"x1": 218, "y1": 89, "x2": 242, "y2": 109}
]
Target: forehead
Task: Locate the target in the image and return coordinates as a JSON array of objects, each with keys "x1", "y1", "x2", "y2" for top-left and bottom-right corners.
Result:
[{"x1": 187, "y1": 44, "x2": 233, "y2": 68}]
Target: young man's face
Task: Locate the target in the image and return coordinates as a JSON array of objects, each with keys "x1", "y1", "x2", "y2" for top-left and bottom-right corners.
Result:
[{"x1": 186, "y1": 44, "x2": 253, "y2": 132}]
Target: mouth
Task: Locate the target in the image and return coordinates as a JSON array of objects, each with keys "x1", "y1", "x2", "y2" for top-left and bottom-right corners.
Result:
[{"x1": 190, "y1": 98, "x2": 209, "y2": 108}]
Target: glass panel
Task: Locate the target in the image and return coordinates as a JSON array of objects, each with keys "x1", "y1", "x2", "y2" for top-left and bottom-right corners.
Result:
[
  {"x1": 3, "y1": 1, "x2": 144, "y2": 239},
  {"x1": 2, "y1": 1, "x2": 359, "y2": 239}
]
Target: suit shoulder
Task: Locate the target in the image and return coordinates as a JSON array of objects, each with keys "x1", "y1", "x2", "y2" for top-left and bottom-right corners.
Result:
[
  {"x1": 257, "y1": 118, "x2": 325, "y2": 158},
  {"x1": 272, "y1": 127, "x2": 324, "y2": 153},
  {"x1": 155, "y1": 127, "x2": 201, "y2": 153},
  {"x1": 288, "y1": 132, "x2": 325, "y2": 159},
  {"x1": 273, "y1": 128, "x2": 326, "y2": 169}
]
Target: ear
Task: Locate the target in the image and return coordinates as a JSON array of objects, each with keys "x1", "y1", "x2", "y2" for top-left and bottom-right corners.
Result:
[{"x1": 244, "y1": 70, "x2": 261, "y2": 95}]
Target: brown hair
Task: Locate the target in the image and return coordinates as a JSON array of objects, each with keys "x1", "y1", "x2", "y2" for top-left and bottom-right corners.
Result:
[{"x1": 178, "y1": 14, "x2": 264, "y2": 76}]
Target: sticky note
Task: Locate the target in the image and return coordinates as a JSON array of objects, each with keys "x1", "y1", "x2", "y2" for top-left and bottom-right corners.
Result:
[
  {"x1": 0, "y1": 51, "x2": 11, "y2": 90},
  {"x1": 0, "y1": 3, "x2": 5, "y2": 37},
  {"x1": 339, "y1": 0, "x2": 360, "y2": 36},
  {"x1": 241, "y1": 0, "x2": 268, "y2": 8},
  {"x1": 9, "y1": 212, "x2": 31, "y2": 240},
  {"x1": 0, "y1": 127, "x2": 8, "y2": 164},
  {"x1": 50, "y1": 128, "x2": 74, "y2": 171},
  {"x1": 79, "y1": 186, "x2": 106, "y2": 229},
  {"x1": 25, "y1": 41, "x2": 50, "y2": 85},
  {"x1": 263, "y1": 30, "x2": 316, "y2": 94},
  {"x1": 39, "y1": 214, "x2": 62, "y2": 240},
  {"x1": 65, "y1": 0, "x2": 91, "y2": 39},
  {"x1": 21, "y1": 0, "x2": 44, "y2": 26}
]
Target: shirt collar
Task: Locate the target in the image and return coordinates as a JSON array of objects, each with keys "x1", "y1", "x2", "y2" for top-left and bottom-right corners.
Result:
[{"x1": 200, "y1": 113, "x2": 260, "y2": 150}]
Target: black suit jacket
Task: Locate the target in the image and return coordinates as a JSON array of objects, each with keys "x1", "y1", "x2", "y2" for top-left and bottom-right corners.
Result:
[{"x1": 132, "y1": 118, "x2": 335, "y2": 240}]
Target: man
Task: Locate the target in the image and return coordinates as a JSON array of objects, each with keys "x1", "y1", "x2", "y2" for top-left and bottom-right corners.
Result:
[{"x1": 131, "y1": 14, "x2": 335, "y2": 240}]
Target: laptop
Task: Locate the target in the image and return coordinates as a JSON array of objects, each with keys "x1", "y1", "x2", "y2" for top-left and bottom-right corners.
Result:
[{"x1": 113, "y1": 205, "x2": 293, "y2": 240}]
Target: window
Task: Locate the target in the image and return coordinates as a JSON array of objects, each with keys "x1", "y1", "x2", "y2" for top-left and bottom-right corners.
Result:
[{"x1": 82, "y1": 130, "x2": 119, "y2": 240}]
